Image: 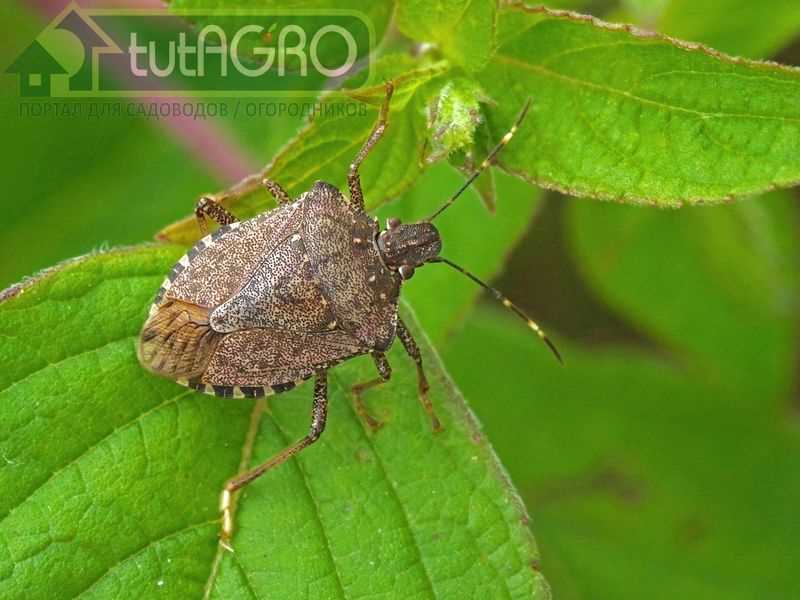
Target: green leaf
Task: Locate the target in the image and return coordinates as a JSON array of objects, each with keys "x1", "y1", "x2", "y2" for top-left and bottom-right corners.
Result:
[
  {"x1": 0, "y1": 246, "x2": 549, "y2": 599},
  {"x1": 396, "y1": 0, "x2": 497, "y2": 72},
  {"x1": 158, "y1": 55, "x2": 452, "y2": 245},
  {"x1": 657, "y1": 0, "x2": 800, "y2": 59},
  {"x1": 476, "y1": 5, "x2": 800, "y2": 206},
  {"x1": 445, "y1": 306, "x2": 800, "y2": 600},
  {"x1": 566, "y1": 191, "x2": 799, "y2": 398}
]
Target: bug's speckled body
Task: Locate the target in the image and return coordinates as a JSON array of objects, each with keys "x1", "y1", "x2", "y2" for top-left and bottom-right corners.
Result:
[
  {"x1": 135, "y1": 83, "x2": 545, "y2": 548},
  {"x1": 138, "y1": 181, "x2": 400, "y2": 398}
]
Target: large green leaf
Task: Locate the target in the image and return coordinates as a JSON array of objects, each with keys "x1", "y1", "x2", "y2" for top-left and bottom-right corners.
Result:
[
  {"x1": 566, "y1": 189, "x2": 799, "y2": 404},
  {"x1": 475, "y1": 5, "x2": 800, "y2": 205},
  {"x1": 0, "y1": 246, "x2": 549, "y2": 599},
  {"x1": 445, "y1": 306, "x2": 800, "y2": 600},
  {"x1": 457, "y1": 6, "x2": 800, "y2": 598}
]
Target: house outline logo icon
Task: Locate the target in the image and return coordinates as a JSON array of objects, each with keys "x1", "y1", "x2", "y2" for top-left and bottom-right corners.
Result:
[{"x1": 5, "y1": 2, "x2": 122, "y2": 98}]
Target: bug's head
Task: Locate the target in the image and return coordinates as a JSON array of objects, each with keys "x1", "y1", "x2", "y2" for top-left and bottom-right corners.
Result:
[
  {"x1": 372, "y1": 97, "x2": 562, "y2": 364},
  {"x1": 377, "y1": 218, "x2": 442, "y2": 280}
]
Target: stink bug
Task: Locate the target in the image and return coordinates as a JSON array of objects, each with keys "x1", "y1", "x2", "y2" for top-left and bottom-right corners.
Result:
[{"x1": 138, "y1": 82, "x2": 560, "y2": 546}]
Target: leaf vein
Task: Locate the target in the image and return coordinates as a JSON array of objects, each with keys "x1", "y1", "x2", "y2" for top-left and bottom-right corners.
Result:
[
  {"x1": 330, "y1": 372, "x2": 438, "y2": 598},
  {"x1": 72, "y1": 519, "x2": 218, "y2": 599},
  {"x1": 230, "y1": 552, "x2": 261, "y2": 600},
  {"x1": 264, "y1": 409, "x2": 349, "y2": 599},
  {"x1": 0, "y1": 334, "x2": 137, "y2": 396},
  {"x1": 203, "y1": 398, "x2": 266, "y2": 600},
  {"x1": 0, "y1": 388, "x2": 193, "y2": 525}
]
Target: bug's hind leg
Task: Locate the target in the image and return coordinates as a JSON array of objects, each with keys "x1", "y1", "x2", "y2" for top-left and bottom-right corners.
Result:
[
  {"x1": 263, "y1": 178, "x2": 291, "y2": 205},
  {"x1": 219, "y1": 370, "x2": 328, "y2": 549},
  {"x1": 351, "y1": 352, "x2": 391, "y2": 432},
  {"x1": 397, "y1": 318, "x2": 442, "y2": 433},
  {"x1": 195, "y1": 196, "x2": 239, "y2": 235},
  {"x1": 347, "y1": 81, "x2": 394, "y2": 213}
]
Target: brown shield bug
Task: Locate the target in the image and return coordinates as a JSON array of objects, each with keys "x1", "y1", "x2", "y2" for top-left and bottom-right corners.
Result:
[{"x1": 138, "y1": 82, "x2": 560, "y2": 546}]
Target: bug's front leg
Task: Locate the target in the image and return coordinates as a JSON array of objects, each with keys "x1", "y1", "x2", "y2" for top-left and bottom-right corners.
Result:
[
  {"x1": 262, "y1": 178, "x2": 291, "y2": 205},
  {"x1": 195, "y1": 196, "x2": 239, "y2": 235},
  {"x1": 351, "y1": 352, "x2": 391, "y2": 432},
  {"x1": 396, "y1": 318, "x2": 442, "y2": 433},
  {"x1": 347, "y1": 81, "x2": 394, "y2": 213},
  {"x1": 219, "y1": 370, "x2": 328, "y2": 550}
]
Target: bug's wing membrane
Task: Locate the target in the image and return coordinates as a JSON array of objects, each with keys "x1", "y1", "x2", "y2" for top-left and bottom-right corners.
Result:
[{"x1": 138, "y1": 300, "x2": 222, "y2": 379}]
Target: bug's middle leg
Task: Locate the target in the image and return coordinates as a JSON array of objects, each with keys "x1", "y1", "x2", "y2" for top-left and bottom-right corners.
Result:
[
  {"x1": 219, "y1": 370, "x2": 328, "y2": 549},
  {"x1": 396, "y1": 318, "x2": 442, "y2": 433},
  {"x1": 347, "y1": 81, "x2": 394, "y2": 213},
  {"x1": 351, "y1": 351, "x2": 391, "y2": 432},
  {"x1": 195, "y1": 196, "x2": 238, "y2": 235}
]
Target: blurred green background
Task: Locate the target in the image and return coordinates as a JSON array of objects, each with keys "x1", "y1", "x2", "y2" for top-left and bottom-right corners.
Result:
[{"x1": 2, "y1": 1, "x2": 799, "y2": 599}]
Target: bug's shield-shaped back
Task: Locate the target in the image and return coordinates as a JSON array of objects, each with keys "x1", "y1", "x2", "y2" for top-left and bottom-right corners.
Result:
[
  {"x1": 209, "y1": 234, "x2": 336, "y2": 334},
  {"x1": 301, "y1": 183, "x2": 401, "y2": 351}
]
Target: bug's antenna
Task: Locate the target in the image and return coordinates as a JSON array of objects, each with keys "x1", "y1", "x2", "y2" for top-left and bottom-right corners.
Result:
[
  {"x1": 429, "y1": 256, "x2": 562, "y2": 364},
  {"x1": 426, "y1": 98, "x2": 532, "y2": 222}
]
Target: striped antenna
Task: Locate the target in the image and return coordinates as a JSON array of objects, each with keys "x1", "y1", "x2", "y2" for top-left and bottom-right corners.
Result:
[
  {"x1": 426, "y1": 98, "x2": 532, "y2": 222},
  {"x1": 429, "y1": 257, "x2": 562, "y2": 364}
]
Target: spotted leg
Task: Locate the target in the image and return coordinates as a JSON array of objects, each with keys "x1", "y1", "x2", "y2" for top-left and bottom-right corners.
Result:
[
  {"x1": 347, "y1": 81, "x2": 394, "y2": 213},
  {"x1": 195, "y1": 196, "x2": 238, "y2": 235},
  {"x1": 397, "y1": 318, "x2": 442, "y2": 432},
  {"x1": 351, "y1": 352, "x2": 391, "y2": 432},
  {"x1": 263, "y1": 178, "x2": 292, "y2": 205},
  {"x1": 219, "y1": 370, "x2": 328, "y2": 549}
]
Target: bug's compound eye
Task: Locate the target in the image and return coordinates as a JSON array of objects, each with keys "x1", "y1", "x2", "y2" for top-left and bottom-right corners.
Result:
[
  {"x1": 399, "y1": 264, "x2": 415, "y2": 280},
  {"x1": 387, "y1": 217, "x2": 401, "y2": 230}
]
